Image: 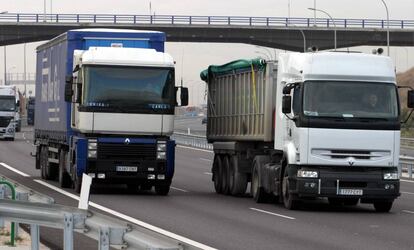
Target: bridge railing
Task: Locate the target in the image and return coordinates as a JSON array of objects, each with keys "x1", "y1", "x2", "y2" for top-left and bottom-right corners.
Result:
[{"x1": 0, "y1": 13, "x2": 413, "y2": 29}]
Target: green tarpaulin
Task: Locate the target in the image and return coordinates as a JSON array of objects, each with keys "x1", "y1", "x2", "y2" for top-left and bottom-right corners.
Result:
[{"x1": 200, "y1": 58, "x2": 266, "y2": 82}]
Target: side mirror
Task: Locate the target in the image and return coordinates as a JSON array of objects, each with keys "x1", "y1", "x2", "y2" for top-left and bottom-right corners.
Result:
[
  {"x1": 64, "y1": 83, "x2": 73, "y2": 102},
  {"x1": 65, "y1": 75, "x2": 73, "y2": 84},
  {"x1": 408, "y1": 90, "x2": 414, "y2": 108},
  {"x1": 283, "y1": 85, "x2": 292, "y2": 95},
  {"x1": 180, "y1": 87, "x2": 189, "y2": 107},
  {"x1": 282, "y1": 96, "x2": 292, "y2": 114},
  {"x1": 16, "y1": 100, "x2": 20, "y2": 107},
  {"x1": 75, "y1": 83, "x2": 82, "y2": 104}
]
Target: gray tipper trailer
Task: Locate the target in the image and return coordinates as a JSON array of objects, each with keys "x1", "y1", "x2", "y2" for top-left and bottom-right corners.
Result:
[{"x1": 200, "y1": 52, "x2": 414, "y2": 212}]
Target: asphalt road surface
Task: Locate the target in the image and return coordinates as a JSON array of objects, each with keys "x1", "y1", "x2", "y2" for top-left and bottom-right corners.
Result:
[{"x1": 0, "y1": 126, "x2": 414, "y2": 250}]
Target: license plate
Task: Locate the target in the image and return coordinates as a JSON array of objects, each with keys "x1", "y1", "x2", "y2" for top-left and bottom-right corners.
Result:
[
  {"x1": 339, "y1": 189, "x2": 363, "y2": 196},
  {"x1": 116, "y1": 166, "x2": 138, "y2": 172}
]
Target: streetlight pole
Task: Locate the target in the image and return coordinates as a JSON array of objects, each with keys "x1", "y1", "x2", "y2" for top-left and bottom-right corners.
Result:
[
  {"x1": 43, "y1": 0, "x2": 46, "y2": 22},
  {"x1": 288, "y1": 0, "x2": 291, "y2": 26},
  {"x1": 23, "y1": 43, "x2": 27, "y2": 98},
  {"x1": 3, "y1": 46, "x2": 6, "y2": 85},
  {"x1": 380, "y1": 0, "x2": 390, "y2": 56},
  {"x1": 313, "y1": 0, "x2": 316, "y2": 26},
  {"x1": 308, "y1": 8, "x2": 336, "y2": 51}
]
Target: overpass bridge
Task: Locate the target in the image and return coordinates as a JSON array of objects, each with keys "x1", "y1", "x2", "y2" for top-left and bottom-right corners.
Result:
[{"x1": 0, "y1": 13, "x2": 414, "y2": 51}]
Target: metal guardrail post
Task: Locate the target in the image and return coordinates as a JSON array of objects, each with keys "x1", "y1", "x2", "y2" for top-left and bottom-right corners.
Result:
[
  {"x1": 0, "y1": 180, "x2": 16, "y2": 246},
  {"x1": 409, "y1": 164, "x2": 413, "y2": 178},
  {"x1": 63, "y1": 213, "x2": 74, "y2": 250},
  {"x1": 30, "y1": 225, "x2": 39, "y2": 250},
  {"x1": 99, "y1": 227, "x2": 110, "y2": 250}
]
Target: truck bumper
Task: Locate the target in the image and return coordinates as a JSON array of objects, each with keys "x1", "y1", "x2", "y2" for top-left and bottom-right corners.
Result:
[
  {"x1": 0, "y1": 127, "x2": 15, "y2": 139},
  {"x1": 86, "y1": 159, "x2": 170, "y2": 184},
  {"x1": 289, "y1": 166, "x2": 400, "y2": 201}
]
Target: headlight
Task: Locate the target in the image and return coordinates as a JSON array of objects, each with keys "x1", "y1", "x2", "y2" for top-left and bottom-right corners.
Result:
[
  {"x1": 157, "y1": 151, "x2": 166, "y2": 160},
  {"x1": 383, "y1": 172, "x2": 399, "y2": 180},
  {"x1": 7, "y1": 127, "x2": 14, "y2": 133},
  {"x1": 157, "y1": 141, "x2": 166, "y2": 151},
  {"x1": 297, "y1": 170, "x2": 318, "y2": 178},
  {"x1": 88, "y1": 150, "x2": 97, "y2": 158},
  {"x1": 88, "y1": 139, "x2": 97, "y2": 158}
]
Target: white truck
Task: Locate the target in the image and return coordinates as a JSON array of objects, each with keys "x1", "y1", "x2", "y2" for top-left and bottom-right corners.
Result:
[
  {"x1": 201, "y1": 52, "x2": 414, "y2": 212},
  {"x1": 0, "y1": 86, "x2": 19, "y2": 140}
]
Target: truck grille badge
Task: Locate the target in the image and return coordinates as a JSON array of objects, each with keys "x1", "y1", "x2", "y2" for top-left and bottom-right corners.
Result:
[{"x1": 124, "y1": 138, "x2": 130, "y2": 145}]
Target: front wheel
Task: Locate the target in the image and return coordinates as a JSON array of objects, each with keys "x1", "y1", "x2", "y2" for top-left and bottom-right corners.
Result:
[
  {"x1": 282, "y1": 166, "x2": 300, "y2": 210},
  {"x1": 373, "y1": 201, "x2": 393, "y2": 213},
  {"x1": 58, "y1": 150, "x2": 72, "y2": 188}
]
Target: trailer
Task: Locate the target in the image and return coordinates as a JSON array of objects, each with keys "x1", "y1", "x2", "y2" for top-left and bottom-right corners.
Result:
[
  {"x1": 34, "y1": 29, "x2": 188, "y2": 194},
  {"x1": 201, "y1": 52, "x2": 414, "y2": 212}
]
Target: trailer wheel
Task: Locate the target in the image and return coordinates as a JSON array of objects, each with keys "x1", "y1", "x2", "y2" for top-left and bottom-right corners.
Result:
[
  {"x1": 229, "y1": 156, "x2": 247, "y2": 196},
  {"x1": 59, "y1": 150, "x2": 72, "y2": 188},
  {"x1": 251, "y1": 161, "x2": 269, "y2": 203},
  {"x1": 212, "y1": 155, "x2": 223, "y2": 194},
  {"x1": 222, "y1": 156, "x2": 231, "y2": 195},
  {"x1": 40, "y1": 146, "x2": 56, "y2": 180},
  {"x1": 373, "y1": 201, "x2": 393, "y2": 212},
  {"x1": 282, "y1": 166, "x2": 299, "y2": 210}
]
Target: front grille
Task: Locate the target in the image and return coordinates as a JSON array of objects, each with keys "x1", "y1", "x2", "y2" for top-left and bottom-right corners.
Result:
[
  {"x1": 0, "y1": 117, "x2": 12, "y2": 127},
  {"x1": 330, "y1": 150, "x2": 371, "y2": 160},
  {"x1": 98, "y1": 143, "x2": 157, "y2": 160}
]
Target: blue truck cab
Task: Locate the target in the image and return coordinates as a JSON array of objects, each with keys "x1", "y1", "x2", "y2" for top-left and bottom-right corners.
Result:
[{"x1": 34, "y1": 29, "x2": 188, "y2": 194}]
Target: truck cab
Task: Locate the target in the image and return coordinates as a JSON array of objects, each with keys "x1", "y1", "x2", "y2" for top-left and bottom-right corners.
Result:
[{"x1": 0, "y1": 86, "x2": 17, "y2": 140}]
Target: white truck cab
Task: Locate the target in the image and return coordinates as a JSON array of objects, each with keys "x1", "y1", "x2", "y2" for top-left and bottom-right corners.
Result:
[{"x1": 0, "y1": 86, "x2": 17, "y2": 140}]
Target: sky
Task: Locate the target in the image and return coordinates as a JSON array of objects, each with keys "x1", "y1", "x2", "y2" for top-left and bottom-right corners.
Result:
[{"x1": 1, "y1": 0, "x2": 414, "y2": 105}]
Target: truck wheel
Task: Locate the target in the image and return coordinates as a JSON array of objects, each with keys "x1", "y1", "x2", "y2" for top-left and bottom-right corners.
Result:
[
  {"x1": 373, "y1": 201, "x2": 393, "y2": 212},
  {"x1": 222, "y1": 156, "x2": 231, "y2": 195},
  {"x1": 140, "y1": 184, "x2": 152, "y2": 191},
  {"x1": 74, "y1": 173, "x2": 82, "y2": 194},
  {"x1": 282, "y1": 166, "x2": 299, "y2": 210},
  {"x1": 344, "y1": 198, "x2": 359, "y2": 206},
  {"x1": 212, "y1": 155, "x2": 223, "y2": 194},
  {"x1": 59, "y1": 150, "x2": 72, "y2": 188},
  {"x1": 251, "y1": 161, "x2": 269, "y2": 203},
  {"x1": 127, "y1": 184, "x2": 139, "y2": 193},
  {"x1": 40, "y1": 146, "x2": 56, "y2": 180},
  {"x1": 229, "y1": 156, "x2": 247, "y2": 196},
  {"x1": 155, "y1": 184, "x2": 170, "y2": 196}
]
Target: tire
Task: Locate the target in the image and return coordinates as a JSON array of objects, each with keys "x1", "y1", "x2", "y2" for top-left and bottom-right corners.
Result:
[
  {"x1": 251, "y1": 161, "x2": 269, "y2": 203},
  {"x1": 229, "y1": 156, "x2": 248, "y2": 196},
  {"x1": 373, "y1": 201, "x2": 393, "y2": 213},
  {"x1": 40, "y1": 146, "x2": 56, "y2": 180},
  {"x1": 282, "y1": 166, "x2": 300, "y2": 210},
  {"x1": 155, "y1": 184, "x2": 170, "y2": 196},
  {"x1": 212, "y1": 155, "x2": 223, "y2": 194},
  {"x1": 221, "y1": 156, "x2": 231, "y2": 195},
  {"x1": 74, "y1": 173, "x2": 82, "y2": 194},
  {"x1": 58, "y1": 150, "x2": 72, "y2": 188}
]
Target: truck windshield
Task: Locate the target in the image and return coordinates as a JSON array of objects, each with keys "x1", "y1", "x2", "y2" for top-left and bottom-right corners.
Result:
[
  {"x1": 83, "y1": 65, "x2": 175, "y2": 114},
  {"x1": 0, "y1": 96, "x2": 16, "y2": 112},
  {"x1": 303, "y1": 81, "x2": 399, "y2": 119}
]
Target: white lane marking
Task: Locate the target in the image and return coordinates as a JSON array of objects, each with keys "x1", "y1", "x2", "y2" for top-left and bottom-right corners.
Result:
[
  {"x1": 401, "y1": 179, "x2": 414, "y2": 184},
  {"x1": 402, "y1": 210, "x2": 414, "y2": 214},
  {"x1": 250, "y1": 208, "x2": 296, "y2": 220},
  {"x1": 204, "y1": 172, "x2": 213, "y2": 176},
  {"x1": 0, "y1": 161, "x2": 216, "y2": 250},
  {"x1": 22, "y1": 133, "x2": 26, "y2": 140},
  {"x1": 0, "y1": 162, "x2": 31, "y2": 177},
  {"x1": 177, "y1": 145, "x2": 213, "y2": 153},
  {"x1": 171, "y1": 186, "x2": 189, "y2": 193},
  {"x1": 200, "y1": 158, "x2": 212, "y2": 162},
  {"x1": 401, "y1": 191, "x2": 414, "y2": 195}
]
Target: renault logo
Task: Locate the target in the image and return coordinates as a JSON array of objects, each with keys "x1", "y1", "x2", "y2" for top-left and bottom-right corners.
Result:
[{"x1": 124, "y1": 138, "x2": 130, "y2": 144}]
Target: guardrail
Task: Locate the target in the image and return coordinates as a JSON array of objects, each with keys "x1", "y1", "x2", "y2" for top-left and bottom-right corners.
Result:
[
  {"x1": 0, "y1": 13, "x2": 413, "y2": 29},
  {"x1": 173, "y1": 133, "x2": 414, "y2": 179},
  {"x1": 401, "y1": 137, "x2": 414, "y2": 149},
  {"x1": 0, "y1": 174, "x2": 205, "y2": 250}
]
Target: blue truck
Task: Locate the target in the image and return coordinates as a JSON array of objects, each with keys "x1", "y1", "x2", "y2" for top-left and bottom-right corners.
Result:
[{"x1": 34, "y1": 29, "x2": 188, "y2": 194}]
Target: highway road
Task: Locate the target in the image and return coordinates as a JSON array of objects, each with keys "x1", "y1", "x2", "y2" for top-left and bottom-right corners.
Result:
[{"x1": 1, "y1": 126, "x2": 414, "y2": 250}]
